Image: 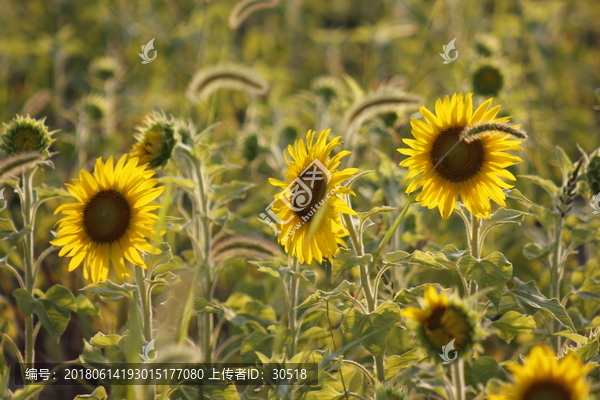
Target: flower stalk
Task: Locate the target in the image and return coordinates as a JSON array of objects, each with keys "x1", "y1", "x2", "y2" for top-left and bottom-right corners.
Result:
[{"x1": 287, "y1": 257, "x2": 300, "y2": 358}]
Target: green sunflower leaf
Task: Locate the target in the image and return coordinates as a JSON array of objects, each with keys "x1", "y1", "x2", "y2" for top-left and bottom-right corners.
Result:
[
  {"x1": 458, "y1": 252, "x2": 512, "y2": 309},
  {"x1": 297, "y1": 280, "x2": 357, "y2": 309},
  {"x1": 73, "y1": 386, "x2": 108, "y2": 400},
  {"x1": 75, "y1": 294, "x2": 100, "y2": 316},
  {"x1": 467, "y1": 356, "x2": 510, "y2": 386},
  {"x1": 0, "y1": 218, "x2": 17, "y2": 236},
  {"x1": 491, "y1": 311, "x2": 536, "y2": 343},
  {"x1": 331, "y1": 247, "x2": 372, "y2": 281},
  {"x1": 384, "y1": 348, "x2": 421, "y2": 380},
  {"x1": 33, "y1": 299, "x2": 71, "y2": 342},
  {"x1": 306, "y1": 385, "x2": 345, "y2": 400},
  {"x1": 240, "y1": 330, "x2": 276, "y2": 363},
  {"x1": 210, "y1": 181, "x2": 255, "y2": 206},
  {"x1": 509, "y1": 278, "x2": 575, "y2": 332},
  {"x1": 575, "y1": 277, "x2": 600, "y2": 300},
  {"x1": 144, "y1": 242, "x2": 173, "y2": 273},
  {"x1": 81, "y1": 281, "x2": 137, "y2": 303},
  {"x1": 89, "y1": 332, "x2": 122, "y2": 349},
  {"x1": 45, "y1": 284, "x2": 76, "y2": 311},
  {"x1": 393, "y1": 283, "x2": 444, "y2": 305},
  {"x1": 341, "y1": 301, "x2": 402, "y2": 358},
  {"x1": 13, "y1": 289, "x2": 35, "y2": 317},
  {"x1": 487, "y1": 207, "x2": 531, "y2": 228},
  {"x1": 518, "y1": 175, "x2": 559, "y2": 197}
]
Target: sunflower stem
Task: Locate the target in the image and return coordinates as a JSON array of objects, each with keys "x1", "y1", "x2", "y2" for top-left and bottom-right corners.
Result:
[
  {"x1": 287, "y1": 257, "x2": 300, "y2": 358},
  {"x1": 451, "y1": 358, "x2": 465, "y2": 400},
  {"x1": 135, "y1": 266, "x2": 153, "y2": 342},
  {"x1": 550, "y1": 215, "x2": 563, "y2": 351},
  {"x1": 22, "y1": 169, "x2": 36, "y2": 368},
  {"x1": 470, "y1": 215, "x2": 482, "y2": 260},
  {"x1": 341, "y1": 213, "x2": 385, "y2": 382}
]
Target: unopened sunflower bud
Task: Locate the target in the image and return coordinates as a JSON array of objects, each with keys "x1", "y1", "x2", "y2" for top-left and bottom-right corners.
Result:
[
  {"x1": 1, "y1": 115, "x2": 54, "y2": 157},
  {"x1": 472, "y1": 64, "x2": 504, "y2": 96}
]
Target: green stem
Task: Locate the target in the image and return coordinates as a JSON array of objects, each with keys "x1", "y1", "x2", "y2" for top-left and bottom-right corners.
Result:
[
  {"x1": 22, "y1": 170, "x2": 36, "y2": 367},
  {"x1": 341, "y1": 213, "x2": 384, "y2": 382},
  {"x1": 550, "y1": 216, "x2": 563, "y2": 350},
  {"x1": 470, "y1": 215, "x2": 481, "y2": 259},
  {"x1": 287, "y1": 257, "x2": 300, "y2": 358},
  {"x1": 451, "y1": 358, "x2": 465, "y2": 400},
  {"x1": 135, "y1": 266, "x2": 152, "y2": 342}
]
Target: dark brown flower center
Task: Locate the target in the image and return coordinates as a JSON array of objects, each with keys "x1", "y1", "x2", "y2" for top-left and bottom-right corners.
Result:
[
  {"x1": 83, "y1": 190, "x2": 131, "y2": 243},
  {"x1": 291, "y1": 163, "x2": 329, "y2": 222},
  {"x1": 430, "y1": 127, "x2": 485, "y2": 183},
  {"x1": 521, "y1": 380, "x2": 573, "y2": 400}
]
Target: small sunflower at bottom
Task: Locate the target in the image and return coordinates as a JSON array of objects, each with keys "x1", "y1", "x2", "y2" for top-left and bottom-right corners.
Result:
[
  {"x1": 490, "y1": 345, "x2": 594, "y2": 400},
  {"x1": 400, "y1": 286, "x2": 486, "y2": 361}
]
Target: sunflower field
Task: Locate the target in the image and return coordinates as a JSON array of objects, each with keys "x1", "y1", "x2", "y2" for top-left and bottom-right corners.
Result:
[{"x1": 1, "y1": 0, "x2": 600, "y2": 399}]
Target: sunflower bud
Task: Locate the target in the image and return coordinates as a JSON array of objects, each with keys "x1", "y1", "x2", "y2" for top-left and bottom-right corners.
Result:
[
  {"x1": 585, "y1": 151, "x2": 600, "y2": 194},
  {"x1": 129, "y1": 111, "x2": 176, "y2": 169},
  {"x1": 90, "y1": 57, "x2": 118, "y2": 81},
  {"x1": 312, "y1": 76, "x2": 346, "y2": 104},
  {"x1": 1, "y1": 115, "x2": 54, "y2": 157},
  {"x1": 82, "y1": 95, "x2": 105, "y2": 121},
  {"x1": 400, "y1": 286, "x2": 486, "y2": 362},
  {"x1": 472, "y1": 65, "x2": 504, "y2": 96}
]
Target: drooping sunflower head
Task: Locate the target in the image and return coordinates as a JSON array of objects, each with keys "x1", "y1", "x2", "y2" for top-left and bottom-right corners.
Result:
[
  {"x1": 398, "y1": 93, "x2": 526, "y2": 218},
  {"x1": 267, "y1": 129, "x2": 358, "y2": 264},
  {"x1": 401, "y1": 286, "x2": 484, "y2": 361},
  {"x1": 1, "y1": 115, "x2": 54, "y2": 157},
  {"x1": 51, "y1": 155, "x2": 164, "y2": 283},
  {"x1": 129, "y1": 111, "x2": 176, "y2": 169},
  {"x1": 492, "y1": 345, "x2": 594, "y2": 400}
]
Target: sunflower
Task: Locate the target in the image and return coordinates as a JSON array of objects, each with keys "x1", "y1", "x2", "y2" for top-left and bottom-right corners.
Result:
[
  {"x1": 398, "y1": 93, "x2": 524, "y2": 218},
  {"x1": 51, "y1": 155, "x2": 163, "y2": 283},
  {"x1": 401, "y1": 286, "x2": 483, "y2": 360},
  {"x1": 129, "y1": 111, "x2": 176, "y2": 169},
  {"x1": 492, "y1": 345, "x2": 593, "y2": 400},
  {"x1": 1, "y1": 115, "x2": 54, "y2": 157},
  {"x1": 267, "y1": 129, "x2": 357, "y2": 264}
]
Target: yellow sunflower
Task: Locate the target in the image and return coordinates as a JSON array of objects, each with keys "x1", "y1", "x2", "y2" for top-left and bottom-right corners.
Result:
[
  {"x1": 401, "y1": 286, "x2": 483, "y2": 360},
  {"x1": 267, "y1": 129, "x2": 357, "y2": 264},
  {"x1": 398, "y1": 93, "x2": 524, "y2": 218},
  {"x1": 491, "y1": 345, "x2": 594, "y2": 400},
  {"x1": 51, "y1": 155, "x2": 163, "y2": 282}
]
